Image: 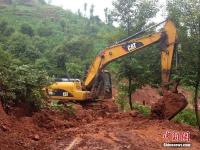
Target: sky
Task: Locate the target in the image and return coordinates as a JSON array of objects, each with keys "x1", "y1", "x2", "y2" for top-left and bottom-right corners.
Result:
[
  {"x1": 50, "y1": 0, "x2": 167, "y2": 23},
  {"x1": 50, "y1": 0, "x2": 113, "y2": 21}
]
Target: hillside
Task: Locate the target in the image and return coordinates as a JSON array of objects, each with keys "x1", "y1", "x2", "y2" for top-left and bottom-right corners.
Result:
[
  {"x1": 0, "y1": 1, "x2": 117, "y2": 79},
  {"x1": 0, "y1": 0, "x2": 115, "y2": 49}
]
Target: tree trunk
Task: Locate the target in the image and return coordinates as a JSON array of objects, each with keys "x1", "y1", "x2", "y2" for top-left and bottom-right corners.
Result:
[{"x1": 128, "y1": 77, "x2": 133, "y2": 110}]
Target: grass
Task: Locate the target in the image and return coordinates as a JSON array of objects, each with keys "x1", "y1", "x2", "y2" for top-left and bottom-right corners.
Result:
[
  {"x1": 133, "y1": 103, "x2": 198, "y2": 127},
  {"x1": 49, "y1": 100, "x2": 75, "y2": 116},
  {"x1": 133, "y1": 103, "x2": 151, "y2": 117},
  {"x1": 116, "y1": 94, "x2": 198, "y2": 127},
  {"x1": 173, "y1": 109, "x2": 198, "y2": 127}
]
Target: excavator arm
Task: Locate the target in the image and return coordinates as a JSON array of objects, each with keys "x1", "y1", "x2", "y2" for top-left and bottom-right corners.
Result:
[{"x1": 84, "y1": 20, "x2": 177, "y2": 90}]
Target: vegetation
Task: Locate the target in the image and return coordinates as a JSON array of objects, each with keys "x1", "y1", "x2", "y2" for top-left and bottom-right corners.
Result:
[
  {"x1": 49, "y1": 101, "x2": 75, "y2": 115},
  {"x1": 0, "y1": 1, "x2": 115, "y2": 108},
  {"x1": 167, "y1": 0, "x2": 200, "y2": 128},
  {"x1": 173, "y1": 109, "x2": 197, "y2": 127},
  {"x1": 133, "y1": 103, "x2": 150, "y2": 117}
]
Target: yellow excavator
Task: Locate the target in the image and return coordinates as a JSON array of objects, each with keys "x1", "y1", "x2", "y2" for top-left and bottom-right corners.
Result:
[{"x1": 45, "y1": 19, "x2": 188, "y2": 119}]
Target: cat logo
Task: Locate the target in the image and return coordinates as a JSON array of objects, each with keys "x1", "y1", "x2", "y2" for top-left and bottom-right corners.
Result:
[{"x1": 123, "y1": 42, "x2": 144, "y2": 52}]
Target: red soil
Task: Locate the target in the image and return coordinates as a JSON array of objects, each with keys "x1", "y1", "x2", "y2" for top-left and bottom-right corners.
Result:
[
  {"x1": 132, "y1": 85, "x2": 162, "y2": 106},
  {"x1": 0, "y1": 99, "x2": 200, "y2": 150}
]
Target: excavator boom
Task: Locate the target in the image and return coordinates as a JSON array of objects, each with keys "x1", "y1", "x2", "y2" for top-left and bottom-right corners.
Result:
[{"x1": 84, "y1": 20, "x2": 176, "y2": 90}]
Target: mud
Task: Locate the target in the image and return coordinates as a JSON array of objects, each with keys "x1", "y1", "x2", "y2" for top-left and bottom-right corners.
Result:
[
  {"x1": 0, "y1": 98, "x2": 199, "y2": 150},
  {"x1": 132, "y1": 85, "x2": 162, "y2": 105},
  {"x1": 151, "y1": 91, "x2": 188, "y2": 120}
]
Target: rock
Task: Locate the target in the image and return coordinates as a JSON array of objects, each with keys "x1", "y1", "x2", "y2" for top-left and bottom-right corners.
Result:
[
  {"x1": 129, "y1": 111, "x2": 139, "y2": 117},
  {"x1": 97, "y1": 117, "x2": 103, "y2": 120},
  {"x1": 1, "y1": 125, "x2": 9, "y2": 132},
  {"x1": 73, "y1": 104, "x2": 83, "y2": 113},
  {"x1": 33, "y1": 134, "x2": 40, "y2": 141}
]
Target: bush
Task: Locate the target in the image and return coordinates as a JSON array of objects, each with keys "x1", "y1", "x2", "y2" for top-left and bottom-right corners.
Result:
[
  {"x1": 20, "y1": 24, "x2": 34, "y2": 37},
  {"x1": 49, "y1": 101, "x2": 75, "y2": 115},
  {"x1": 37, "y1": 27, "x2": 53, "y2": 37},
  {"x1": 173, "y1": 109, "x2": 197, "y2": 127},
  {"x1": 116, "y1": 91, "x2": 128, "y2": 112},
  {"x1": 133, "y1": 103, "x2": 151, "y2": 117},
  {"x1": 0, "y1": 49, "x2": 51, "y2": 109},
  {"x1": 7, "y1": 33, "x2": 41, "y2": 62}
]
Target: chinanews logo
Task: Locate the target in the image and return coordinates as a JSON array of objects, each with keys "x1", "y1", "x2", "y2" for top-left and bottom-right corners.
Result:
[{"x1": 162, "y1": 130, "x2": 191, "y2": 148}]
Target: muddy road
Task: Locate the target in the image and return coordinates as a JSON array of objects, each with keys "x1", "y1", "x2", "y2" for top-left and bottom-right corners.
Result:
[{"x1": 0, "y1": 99, "x2": 200, "y2": 150}]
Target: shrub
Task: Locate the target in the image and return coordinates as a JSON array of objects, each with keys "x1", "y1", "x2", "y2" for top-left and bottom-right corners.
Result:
[
  {"x1": 116, "y1": 91, "x2": 128, "y2": 112},
  {"x1": 20, "y1": 24, "x2": 34, "y2": 37},
  {"x1": 173, "y1": 109, "x2": 197, "y2": 127},
  {"x1": 0, "y1": 49, "x2": 51, "y2": 110},
  {"x1": 133, "y1": 103, "x2": 151, "y2": 117},
  {"x1": 37, "y1": 27, "x2": 53, "y2": 37}
]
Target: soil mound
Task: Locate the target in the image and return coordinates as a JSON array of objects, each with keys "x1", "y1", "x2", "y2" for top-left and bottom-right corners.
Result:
[{"x1": 0, "y1": 99, "x2": 199, "y2": 150}]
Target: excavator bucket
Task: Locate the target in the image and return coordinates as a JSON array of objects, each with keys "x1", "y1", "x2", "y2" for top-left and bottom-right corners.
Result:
[{"x1": 150, "y1": 90, "x2": 188, "y2": 120}]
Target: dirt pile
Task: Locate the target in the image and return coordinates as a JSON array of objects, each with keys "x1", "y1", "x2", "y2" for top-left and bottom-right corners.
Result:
[
  {"x1": 151, "y1": 91, "x2": 188, "y2": 120},
  {"x1": 132, "y1": 85, "x2": 162, "y2": 106}
]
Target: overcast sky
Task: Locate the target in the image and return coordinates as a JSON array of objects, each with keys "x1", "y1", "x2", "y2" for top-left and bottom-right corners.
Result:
[{"x1": 50, "y1": 0, "x2": 166, "y2": 23}]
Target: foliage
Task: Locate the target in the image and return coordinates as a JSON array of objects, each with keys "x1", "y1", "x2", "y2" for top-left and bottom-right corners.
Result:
[
  {"x1": 0, "y1": 21, "x2": 15, "y2": 42},
  {"x1": 133, "y1": 103, "x2": 150, "y2": 117},
  {"x1": 112, "y1": 0, "x2": 158, "y2": 34},
  {"x1": 20, "y1": 24, "x2": 34, "y2": 36},
  {"x1": 37, "y1": 26, "x2": 53, "y2": 37},
  {"x1": 118, "y1": 57, "x2": 147, "y2": 90},
  {"x1": 0, "y1": 2, "x2": 115, "y2": 110},
  {"x1": 173, "y1": 109, "x2": 197, "y2": 127},
  {"x1": 48, "y1": 36, "x2": 94, "y2": 77},
  {"x1": 116, "y1": 85, "x2": 151, "y2": 116},
  {"x1": 167, "y1": 0, "x2": 200, "y2": 128},
  {"x1": 7, "y1": 33, "x2": 41, "y2": 62},
  {"x1": 0, "y1": 48, "x2": 51, "y2": 109},
  {"x1": 116, "y1": 90, "x2": 129, "y2": 112},
  {"x1": 111, "y1": 0, "x2": 159, "y2": 110},
  {"x1": 49, "y1": 101, "x2": 75, "y2": 115},
  {"x1": 166, "y1": 0, "x2": 200, "y2": 86}
]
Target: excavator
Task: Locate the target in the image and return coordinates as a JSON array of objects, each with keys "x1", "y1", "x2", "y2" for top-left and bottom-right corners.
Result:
[{"x1": 45, "y1": 19, "x2": 188, "y2": 120}]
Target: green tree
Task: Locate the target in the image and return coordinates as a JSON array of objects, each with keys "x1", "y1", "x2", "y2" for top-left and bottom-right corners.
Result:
[
  {"x1": 48, "y1": 36, "x2": 93, "y2": 77},
  {"x1": 77, "y1": 9, "x2": 82, "y2": 17},
  {"x1": 112, "y1": 0, "x2": 158, "y2": 34},
  {"x1": 0, "y1": 48, "x2": 50, "y2": 109},
  {"x1": 90, "y1": 4, "x2": 94, "y2": 19},
  {"x1": 20, "y1": 24, "x2": 34, "y2": 37},
  {"x1": 60, "y1": 20, "x2": 66, "y2": 32},
  {"x1": 84, "y1": 3, "x2": 87, "y2": 17},
  {"x1": 104, "y1": 8, "x2": 108, "y2": 24},
  {"x1": 167, "y1": 0, "x2": 200, "y2": 129},
  {"x1": 0, "y1": 21, "x2": 15, "y2": 42},
  {"x1": 37, "y1": 26, "x2": 53, "y2": 37},
  {"x1": 112, "y1": 0, "x2": 158, "y2": 109},
  {"x1": 7, "y1": 33, "x2": 40, "y2": 62},
  {"x1": 118, "y1": 58, "x2": 146, "y2": 109},
  {"x1": 38, "y1": 0, "x2": 46, "y2": 4}
]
